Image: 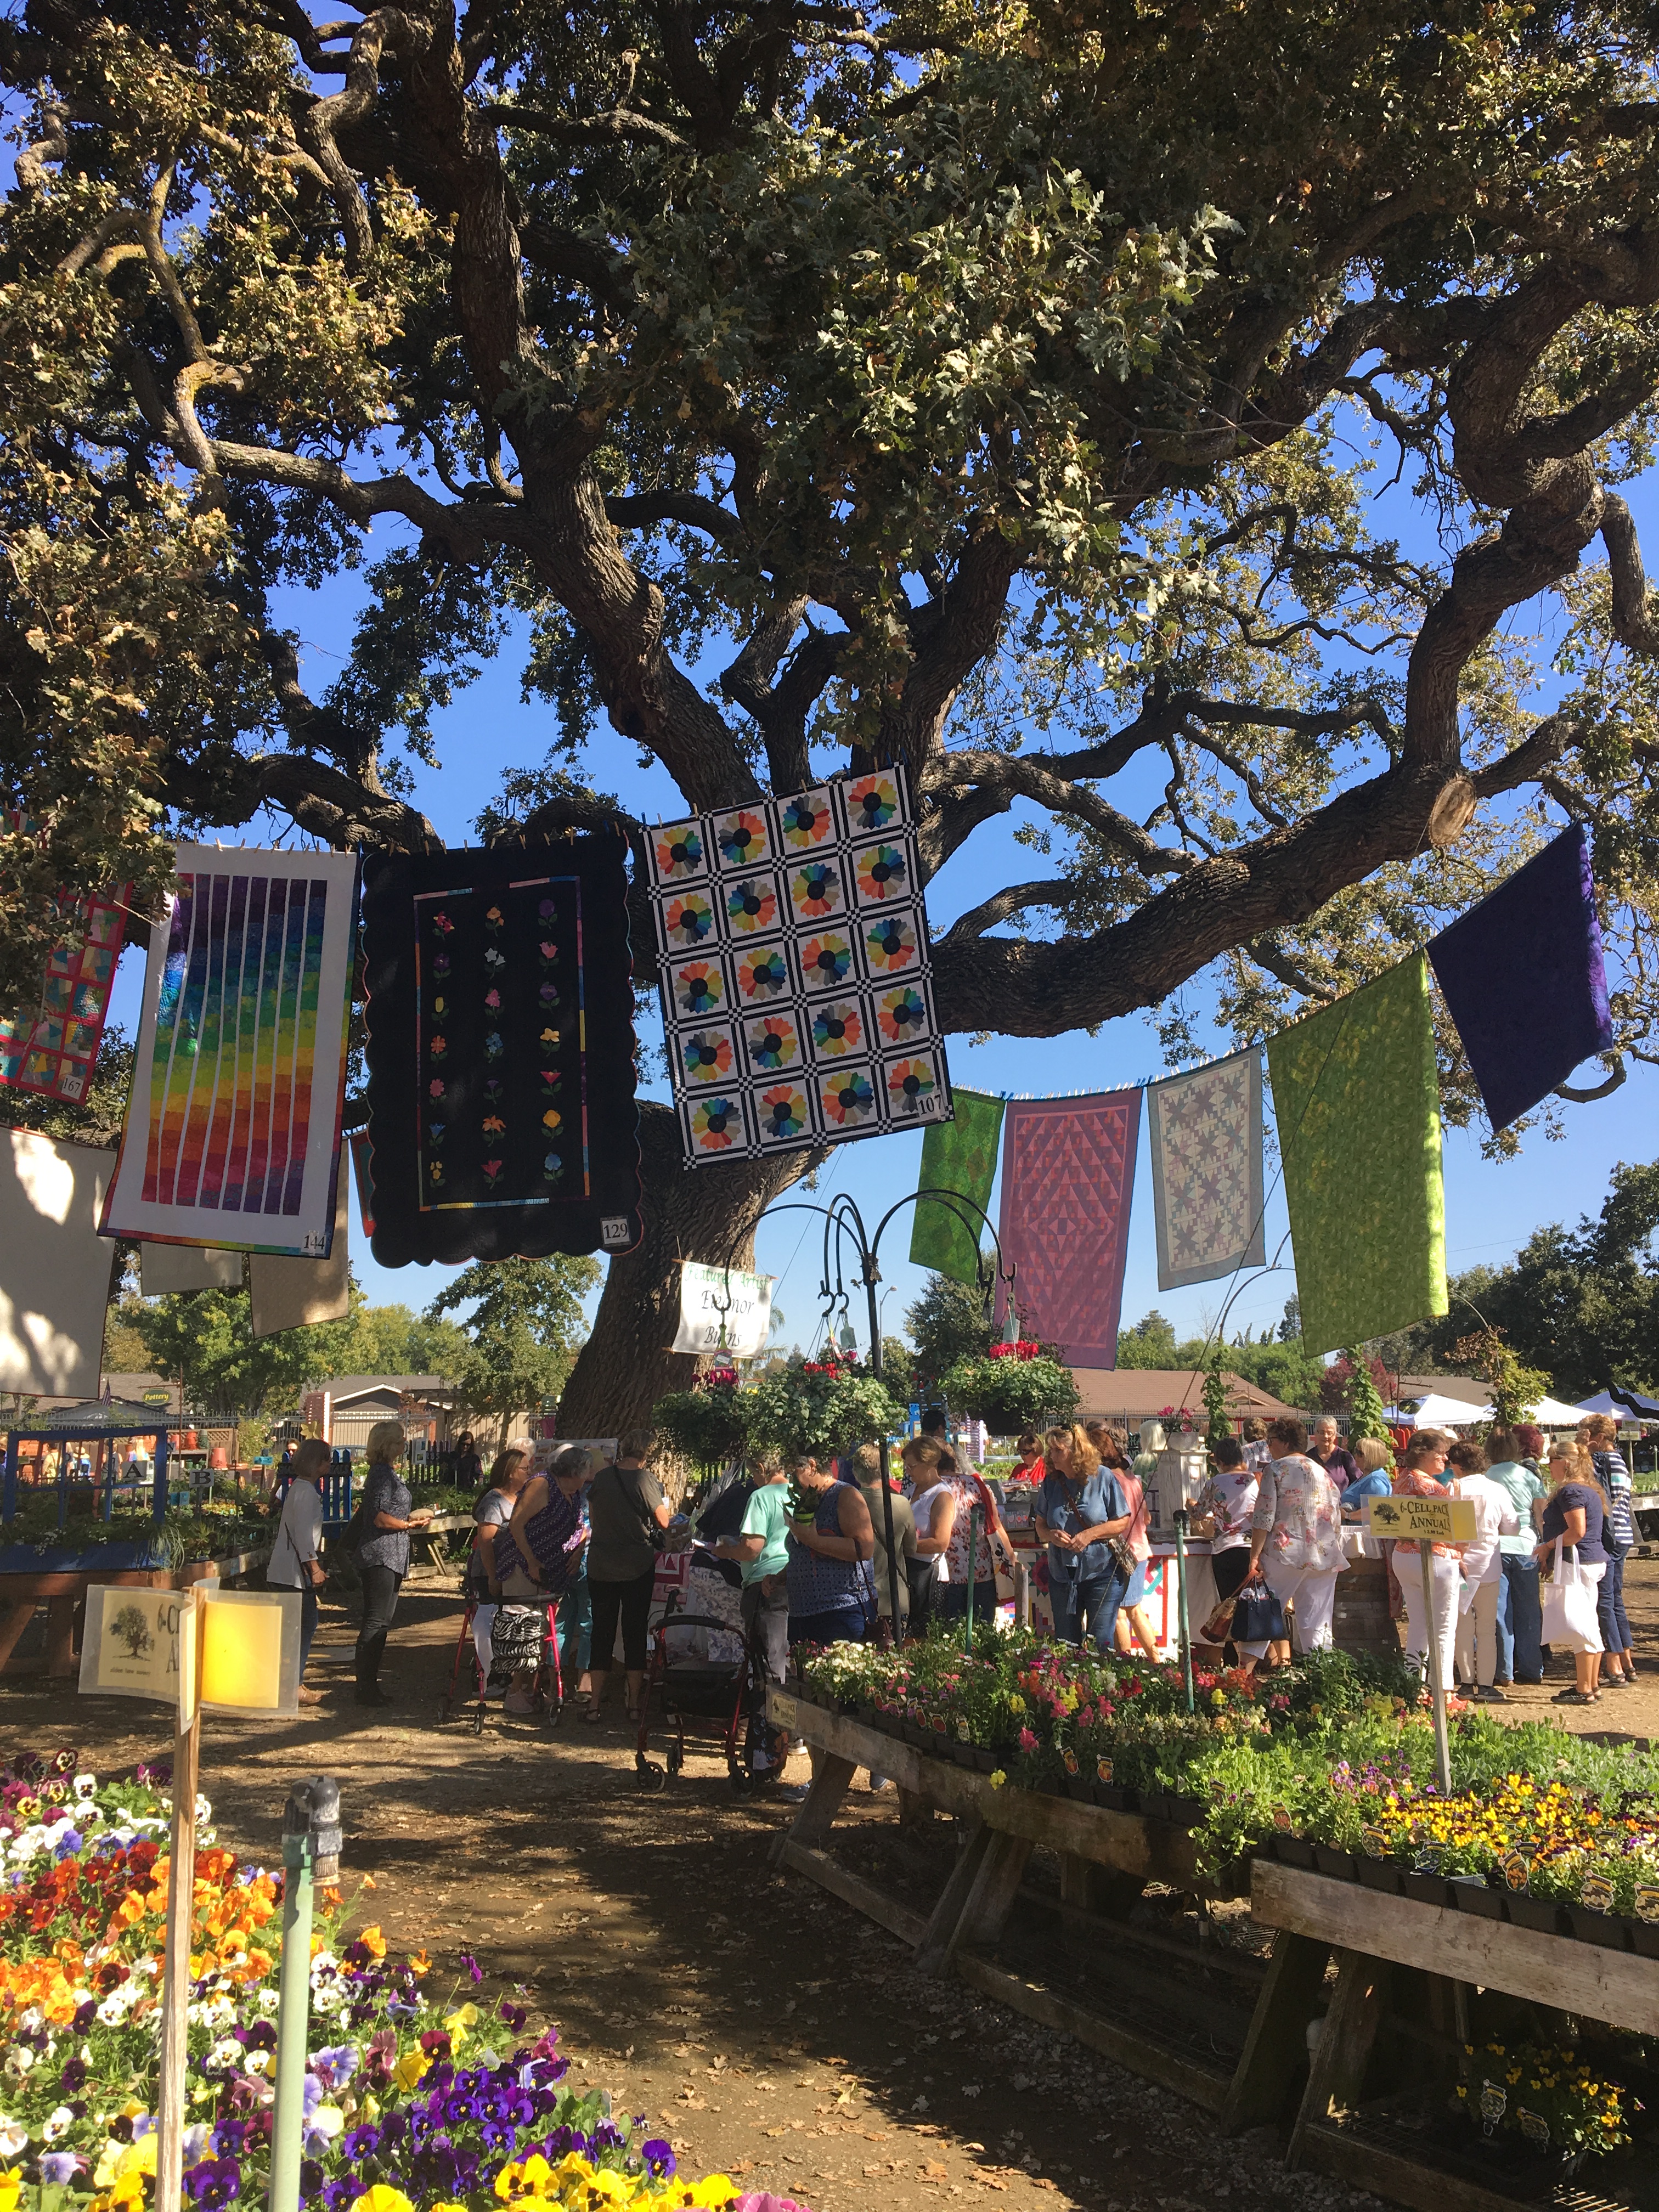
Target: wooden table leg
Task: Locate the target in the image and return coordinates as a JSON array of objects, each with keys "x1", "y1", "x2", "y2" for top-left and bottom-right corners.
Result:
[
  {"x1": 1060, "y1": 1850, "x2": 1145, "y2": 1925},
  {"x1": 0, "y1": 1598, "x2": 38, "y2": 1674},
  {"x1": 1285, "y1": 1948, "x2": 1387, "y2": 2170},
  {"x1": 44, "y1": 1595, "x2": 78, "y2": 1678},
  {"x1": 953, "y1": 1831, "x2": 1035, "y2": 1954},
  {"x1": 1221, "y1": 1929, "x2": 1331, "y2": 2135},
  {"x1": 896, "y1": 1785, "x2": 931, "y2": 1828},
  {"x1": 769, "y1": 1750, "x2": 856, "y2": 1867},
  {"x1": 915, "y1": 1818, "x2": 995, "y2": 1977}
]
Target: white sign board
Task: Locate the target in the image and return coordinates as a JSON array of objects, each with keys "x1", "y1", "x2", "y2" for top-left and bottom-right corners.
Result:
[
  {"x1": 78, "y1": 1585, "x2": 185, "y2": 1704},
  {"x1": 672, "y1": 1262, "x2": 774, "y2": 1357}
]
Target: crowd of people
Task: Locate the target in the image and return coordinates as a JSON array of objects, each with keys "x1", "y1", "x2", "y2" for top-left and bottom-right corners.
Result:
[{"x1": 262, "y1": 1397, "x2": 1641, "y2": 1725}]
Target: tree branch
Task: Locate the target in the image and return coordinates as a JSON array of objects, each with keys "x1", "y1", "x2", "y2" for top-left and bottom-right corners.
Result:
[
  {"x1": 937, "y1": 879, "x2": 1092, "y2": 944},
  {"x1": 921, "y1": 747, "x2": 1194, "y2": 877},
  {"x1": 300, "y1": 10, "x2": 430, "y2": 272},
  {"x1": 606, "y1": 490, "x2": 743, "y2": 543}
]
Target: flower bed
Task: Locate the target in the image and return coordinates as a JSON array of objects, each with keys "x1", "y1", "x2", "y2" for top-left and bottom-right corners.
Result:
[
  {"x1": 793, "y1": 1630, "x2": 1659, "y2": 1950},
  {"x1": 0, "y1": 1752, "x2": 806, "y2": 2212}
]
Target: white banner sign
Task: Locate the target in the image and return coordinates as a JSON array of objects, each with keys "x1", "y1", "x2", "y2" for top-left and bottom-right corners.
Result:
[{"x1": 672, "y1": 1261, "x2": 774, "y2": 1357}]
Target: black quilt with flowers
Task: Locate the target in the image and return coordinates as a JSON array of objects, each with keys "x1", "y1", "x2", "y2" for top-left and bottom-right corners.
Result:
[{"x1": 360, "y1": 837, "x2": 642, "y2": 1263}]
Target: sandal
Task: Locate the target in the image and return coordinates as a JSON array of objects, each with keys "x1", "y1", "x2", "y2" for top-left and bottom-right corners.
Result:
[
  {"x1": 1551, "y1": 1687, "x2": 1596, "y2": 1705},
  {"x1": 582, "y1": 1703, "x2": 605, "y2": 1725}
]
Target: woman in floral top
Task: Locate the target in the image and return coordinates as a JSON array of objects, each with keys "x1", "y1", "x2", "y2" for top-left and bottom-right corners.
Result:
[{"x1": 1244, "y1": 1417, "x2": 1348, "y2": 1653}]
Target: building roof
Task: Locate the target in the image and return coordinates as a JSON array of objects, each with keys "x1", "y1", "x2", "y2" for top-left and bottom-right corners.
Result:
[
  {"x1": 100, "y1": 1373, "x2": 174, "y2": 1401},
  {"x1": 1395, "y1": 1374, "x2": 1489, "y2": 1406},
  {"x1": 1068, "y1": 1368, "x2": 1298, "y2": 1423},
  {"x1": 318, "y1": 1375, "x2": 456, "y2": 1406}
]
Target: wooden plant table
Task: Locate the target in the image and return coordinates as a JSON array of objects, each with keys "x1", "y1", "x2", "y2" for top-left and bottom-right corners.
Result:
[
  {"x1": 0, "y1": 1549, "x2": 270, "y2": 1679},
  {"x1": 1253, "y1": 1860, "x2": 1658, "y2": 2211},
  {"x1": 770, "y1": 1691, "x2": 1659, "y2": 2212}
]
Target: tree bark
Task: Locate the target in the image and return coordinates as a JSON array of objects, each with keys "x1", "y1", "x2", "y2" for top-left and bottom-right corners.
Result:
[{"x1": 556, "y1": 1101, "x2": 812, "y2": 1437}]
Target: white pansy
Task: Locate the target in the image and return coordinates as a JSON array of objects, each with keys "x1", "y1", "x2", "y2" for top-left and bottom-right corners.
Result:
[
  {"x1": 307, "y1": 2105, "x2": 345, "y2": 2141},
  {"x1": 205, "y1": 2038, "x2": 242, "y2": 2072},
  {"x1": 308, "y1": 1951, "x2": 338, "y2": 1982},
  {"x1": 0, "y1": 2123, "x2": 27, "y2": 2159},
  {"x1": 194, "y1": 1796, "x2": 212, "y2": 1823},
  {"x1": 3, "y1": 2049, "x2": 32, "y2": 2080},
  {"x1": 252, "y1": 1987, "x2": 280, "y2": 2018},
  {"x1": 95, "y1": 1994, "x2": 131, "y2": 2027},
  {"x1": 41, "y1": 2106, "x2": 74, "y2": 2142},
  {"x1": 310, "y1": 1984, "x2": 346, "y2": 2017},
  {"x1": 131, "y1": 1957, "x2": 159, "y2": 1979},
  {"x1": 472, "y1": 2046, "x2": 500, "y2": 2072},
  {"x1": 16, "y1": 2010, "x2": 42, "y2": 2036},
  {"x1": 182, "y1": 2125, "x2": 211, "y2": 2165},
  {"x1": 244, "y1": 2051, "x2": 271, "y2": 2077},
  {"x1": 72, "y1": 1776, "x2": 98, "y2": 1802}
]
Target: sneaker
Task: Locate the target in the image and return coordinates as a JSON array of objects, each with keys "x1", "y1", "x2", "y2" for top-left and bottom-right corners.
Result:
[
  {"x1": 1478, "y1": 1685, "x2": 1508, "y2": 1702},
  {"x1": 776, "y1": 1782, "x2": 811, "y2": 1804}
]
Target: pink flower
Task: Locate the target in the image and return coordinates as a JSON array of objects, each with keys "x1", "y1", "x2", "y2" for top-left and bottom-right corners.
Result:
[
  {"x1": 429, "y1": 1080, "x2": 444, "y2": 1098},
  {"x1": 485, "y1": 989, "x2": 501, "y2": 1010},
  {"x1": 1018, "y1": 1726, "x2": 1037, "y2": 1752}
]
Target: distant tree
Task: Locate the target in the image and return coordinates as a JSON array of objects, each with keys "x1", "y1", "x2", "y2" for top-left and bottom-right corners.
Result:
[
  {"x1": 905, "y1": 1277, "x2": 994, "y2": 1389},
  {"x1": 426, "y1": 1256, "x2": 601, "y2": 1445},
  {"x1": 1225, "y1": 1335, "x2": 1327, "y2": 1413},
  {"x1": 125, "y1": 1288, "x2": 357, "y2": 1415},
  {"x1": 343, "y1": 1302, "x2": 471, "y2": 1380},
  {"x1": 1278, "y1": 1299, "x2": 1304, "y2": 1346},
  {"x1": 1401, "y1": 1165, "x2": 1659, "y2": 1399},
  {"x1": 1116, "y1": 1311, "x2": 1181, "y2": 1369}
]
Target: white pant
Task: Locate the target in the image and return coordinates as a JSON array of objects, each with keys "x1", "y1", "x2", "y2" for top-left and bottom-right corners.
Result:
[
  {"x1": 1454, "y1": 1577, "x2": 1500, "y2": 1689},
  {"x1": 1263, "y1": 1561, "x2": 1340, "y2": 1653},
  {"x1": 473, "y1": 1601, "x2": 497, "y2": 1680},
  {"x1": 1402, "y1": 1551, "x2": 1460, "y2": 1692}
]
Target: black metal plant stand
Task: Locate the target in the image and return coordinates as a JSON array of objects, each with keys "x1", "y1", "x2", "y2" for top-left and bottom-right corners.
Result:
[{"x1": 715, "y1": 1188, "x2": 1017, "y2": 1629}]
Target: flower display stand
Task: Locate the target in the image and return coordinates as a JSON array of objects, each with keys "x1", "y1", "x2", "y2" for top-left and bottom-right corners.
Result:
[
  {"x1": 766, "y1": 1688, "x2": 1240, "y2": 2112},
  {"x1": 1254, "y1": 1860, "x2": 1657, "y2": 2212},
  {"x1": 769, "y1": 1692, "x2": 1658, "y2": 2212}
]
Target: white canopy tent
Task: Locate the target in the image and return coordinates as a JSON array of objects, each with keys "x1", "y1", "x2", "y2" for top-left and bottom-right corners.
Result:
[{"x1": 1402, "y1": 1391, "x2": 1590, "y2": 1430}]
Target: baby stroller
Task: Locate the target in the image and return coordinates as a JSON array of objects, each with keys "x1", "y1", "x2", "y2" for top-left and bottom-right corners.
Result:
[
  {"x1": 440, "y1": 1593, "x2": 566, "y2": 1734},
  {"x1": 631, "y1": 1584, "x2": 782, "y2": 1793}
]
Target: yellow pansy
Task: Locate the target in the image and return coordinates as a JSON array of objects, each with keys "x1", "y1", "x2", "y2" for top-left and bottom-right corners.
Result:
[
  {"x1": 392, "y1": 2047, "x2": 431, "y2": 2091},
  {"x1": 116, "y1": 2136, "x2": 158, "y2": 2180},
  {"x1": 0, "y1": 2171, "x2": 20, "y2": 2212},
  {"x1": 444, "y1": 2001, "x2": 480, "y2": 2047},
  {"x1": 357, "y1": 2191, "x2": 416, "y2": 2212}
]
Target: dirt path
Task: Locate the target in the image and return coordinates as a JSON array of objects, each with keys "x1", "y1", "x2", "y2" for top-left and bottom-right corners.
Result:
[{"x1": 10, "y1": 1560, "x2": 1657, "y2": 2212}]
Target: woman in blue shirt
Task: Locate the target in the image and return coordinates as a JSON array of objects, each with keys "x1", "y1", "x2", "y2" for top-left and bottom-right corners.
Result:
[{"x1": 1034, "y1": 1424, "x2": 1133, "y2": 1655}]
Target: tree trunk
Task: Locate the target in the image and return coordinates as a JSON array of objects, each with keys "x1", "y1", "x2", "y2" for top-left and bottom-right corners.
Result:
[{"x1": 556, "y1": 1102, "x2": 810, "y2": 1437}]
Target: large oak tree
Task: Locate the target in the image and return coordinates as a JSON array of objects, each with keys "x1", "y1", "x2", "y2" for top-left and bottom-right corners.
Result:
[{"x1": 3, "y1": 0, "x2": 1658, "y2": 1426}]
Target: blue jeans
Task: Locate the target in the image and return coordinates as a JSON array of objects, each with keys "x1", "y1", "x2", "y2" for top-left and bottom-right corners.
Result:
[
  {"x1": 557, "y1": 1571, "x2": 591, "y2": 1677},
  {"x1": 788, "y1": 1604, "x2": 868, "y2": 1648},
  {"x1": 1499, "y1": 1553, "x2": 1543, "y2": 1683},
  {"x1": 1598, "y1": 1550, "x2": 1632, "y2": 1656},
  {"x1": 938, "y1": 1578, "x2": 997, "y2": 1625},
  {"x1": 1051, "y1": 1568, "x2": 1130, "y2": 1655}
]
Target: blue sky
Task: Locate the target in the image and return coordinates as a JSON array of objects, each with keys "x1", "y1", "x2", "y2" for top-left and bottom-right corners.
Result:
[{"x1": 96, "y1": 450, "x2": 1656, "y2": 1369}]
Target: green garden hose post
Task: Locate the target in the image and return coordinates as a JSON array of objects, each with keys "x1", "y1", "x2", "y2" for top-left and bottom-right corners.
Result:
[
  {"x1": 270, "y1": 1779, "x2": 342, "y2": 2212},
  {"x1": 1173, "y1": 1511, "x2": 1194, "y2": 1717},
  {"x1": 966, "y1": 1505, "x2": 983, "y2": 1650}
]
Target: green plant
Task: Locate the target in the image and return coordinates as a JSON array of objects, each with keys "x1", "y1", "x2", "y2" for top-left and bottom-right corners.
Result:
[
  {"x1": 743, "y1": 1356, "x2": 905, "y2": 1460},
  {"x1": 1459, "y1": 2042, "x2": 1632, "y2": 2157},
  {"x1": 1201, "y1": 1344, "x2": 1232, "y2": 1440},
  {"x1": 1343, "y1": 1347, "x2": 1392, "y2": 1448},
  {"x1": 939, "y1": 1350, "x2": 1079, "y2": 1432},
  {"x1": 651, "y1": 1373, "x2": 752, "y2": 1477}
]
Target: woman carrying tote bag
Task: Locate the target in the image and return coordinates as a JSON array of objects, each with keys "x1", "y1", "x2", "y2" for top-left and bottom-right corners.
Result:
[{"x1": 1535, "y1": 1441, "x2": 1609, "y2": 1705}]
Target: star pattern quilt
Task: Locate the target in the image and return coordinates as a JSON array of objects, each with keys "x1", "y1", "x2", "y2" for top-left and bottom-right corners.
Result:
[
  {"x1": 1146, "y1": 1051, "x2": 1266, "y2": 1291},
  {"x1": 644, "y1": 767, "x2": 953, "y2": 1165}
]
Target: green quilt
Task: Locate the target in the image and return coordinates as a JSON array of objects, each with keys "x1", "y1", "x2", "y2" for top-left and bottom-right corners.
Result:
[
  {"x1": 909, "y1": 1088, "x2": 1005, "y2": 1284},
  {"x1": 1266, "y1": 955, "x2": 1447, "y2": 1355}
]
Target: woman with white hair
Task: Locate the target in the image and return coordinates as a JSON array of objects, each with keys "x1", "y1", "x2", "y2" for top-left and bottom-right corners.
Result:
[{"x1": 353, "y1": 1421, "x2": 432, "y2": 1707}]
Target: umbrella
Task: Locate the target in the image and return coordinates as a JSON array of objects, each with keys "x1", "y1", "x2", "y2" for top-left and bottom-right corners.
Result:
[{"x1": 1577, "y1": 1384, "x2": 1659, "y2": 1420}]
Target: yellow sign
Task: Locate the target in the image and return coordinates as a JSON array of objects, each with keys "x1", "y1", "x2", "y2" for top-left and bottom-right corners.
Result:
[
  {"x1": 769, "y1": 1690, "x2": 798, "y2": 1731},
  {"x1": 79, "y1": 1587, "x2": 300, "y2": 1716},
  {"x1": 1364, "y1": 1494, "x2": 1478, "y2": 1543}
]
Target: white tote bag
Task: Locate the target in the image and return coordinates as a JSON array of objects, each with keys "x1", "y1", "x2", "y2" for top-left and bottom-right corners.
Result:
[{"x1": 1539, "y1": 1539, "x2": 1604, "y2": 1653}]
